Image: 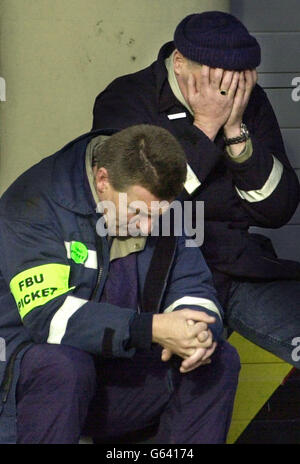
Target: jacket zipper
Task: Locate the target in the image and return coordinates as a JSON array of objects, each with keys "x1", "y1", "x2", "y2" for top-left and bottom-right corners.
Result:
[
  {"x1": 89, "y1": 215, "x2": 105, "y2": 302},
  {"x1": 91, "y1": 265, "x2": 103, "y2": 301}
]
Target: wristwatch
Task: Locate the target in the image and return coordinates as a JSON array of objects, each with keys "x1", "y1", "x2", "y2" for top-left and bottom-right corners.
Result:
[{"x1": 224, "y1": 123, "x2": 250, "y2": 145}]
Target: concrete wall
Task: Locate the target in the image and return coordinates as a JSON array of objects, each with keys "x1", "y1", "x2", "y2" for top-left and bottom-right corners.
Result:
[{"x1": 0, "y1": 0, "x2": 229, "y2": 194}]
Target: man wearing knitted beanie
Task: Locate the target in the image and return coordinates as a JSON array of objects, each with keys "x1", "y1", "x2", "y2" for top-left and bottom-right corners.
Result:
[{"x1": 92, "y1": 12, "x2": 300, "y2": 368}]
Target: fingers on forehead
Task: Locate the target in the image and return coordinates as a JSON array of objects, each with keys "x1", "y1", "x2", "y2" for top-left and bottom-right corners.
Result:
[
  {"x1": 221, "y1": 70, "x2": 235, "y2": 86},
  {"x1": 200, "y1": 64, "x2": 210, "y2": 74},
  {"x1": 213, "y1": 67, "x2": 224, "y2": 78}
]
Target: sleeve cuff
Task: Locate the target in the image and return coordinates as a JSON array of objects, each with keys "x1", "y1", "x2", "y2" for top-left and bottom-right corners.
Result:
[
  {"x1": 128, "y1": 313, "x2": 153, "y2": 351},
  {"x1": 225, "y1": 138, "x2": 253, "y2": 164}
]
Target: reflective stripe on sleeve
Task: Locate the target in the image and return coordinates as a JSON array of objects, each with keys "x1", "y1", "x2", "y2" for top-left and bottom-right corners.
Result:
[
  {"x1": 235, "y1": 155, "x2": 283, "y2": 203},
  {"x1": 47, "y1": 295, "x2": 88, "y2": 344},
  {"x1": 10, "y1": 264, "x2": 74, "y2": 320},
  {"x1": 184, "y1": 164, "x2": 201, "y2": 194},
  {"x1": 163, "y1": 296, "x2": 222, "y2": 320}
]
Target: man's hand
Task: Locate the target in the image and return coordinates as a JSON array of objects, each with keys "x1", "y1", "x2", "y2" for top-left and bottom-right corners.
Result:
[
  {"x1": 187, "y1": 66, "x2": 240, "y2": 140},
  {"x1": 224, "y1": 69, "x2": 257, "y2": 136},
  {"x1": 185, "y1": 66, "x2": 256, "y2": 143},
  {"x1": 180, "y1": 342, "x2": 217, "y2": 373},
  {"x1": 222, "y1": 69, "x2": 257, "y2": 157},
  {"x1": 160, "y1": 319, "x2": 218, "y2": 373},
  {"x1": 180, "y1": 320, "x2": 217, "y2": 373},
  {"x1": 152, "y1": 309, "x2": 216, "y2": 359}
]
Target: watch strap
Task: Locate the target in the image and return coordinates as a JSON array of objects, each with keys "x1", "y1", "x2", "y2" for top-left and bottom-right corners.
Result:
[{"x1": 224, "y1": 123, "x2": 250, "y2": 146}]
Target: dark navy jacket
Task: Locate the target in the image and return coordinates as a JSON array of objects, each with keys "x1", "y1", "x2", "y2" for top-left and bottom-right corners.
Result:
[
  {"x1": 92, "y1": 42, "x2": 300, "y2": 304},
  {"x1": 0, "y1": 129, "x2": 223, "y2": 443}
]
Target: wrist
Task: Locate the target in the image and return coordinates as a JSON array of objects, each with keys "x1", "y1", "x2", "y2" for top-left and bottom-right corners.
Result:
[
  {"x1": 223, "y1": 123, "x2": 242, "y2": 138},
  {"x1": 193, "y1": 119, "x2": 220, "y2": 141},
  {"x1": 223, "y1": 123, "x2": 250, "y2": 152},
  {"x1": 152, "y1": 314, "x2": 164, "y2": 344}
]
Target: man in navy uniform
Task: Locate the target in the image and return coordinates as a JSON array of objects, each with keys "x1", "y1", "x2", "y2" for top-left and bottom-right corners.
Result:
[
  {"x1": 0, "y1": 125, "x2": 240, "y2": 443},
  {"x1": 92, "y1": 11, "x2": 300, "y2": 366}
]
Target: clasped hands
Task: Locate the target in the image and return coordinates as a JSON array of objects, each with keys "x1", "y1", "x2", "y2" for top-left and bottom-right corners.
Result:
[
  {"x1": 187, "y1": 65, "x2": 257, "y2": 141},
  {"x1": 152, "y1": 309, "x2": 218, "y2": 374}
]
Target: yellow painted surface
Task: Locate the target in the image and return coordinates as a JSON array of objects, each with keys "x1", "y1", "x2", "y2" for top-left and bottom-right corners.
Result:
[
  {"x1": 228, "y1": 331, "x2": 286, "y2": 364},
  {"x1": 227, "y1": 333, "x2": 292, "y2": 444},
  {"x1": 0, "y1": 0, "x2": 229, "y2": 194}
]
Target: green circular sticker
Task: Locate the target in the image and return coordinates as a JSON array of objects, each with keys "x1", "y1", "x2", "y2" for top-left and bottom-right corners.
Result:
[{"x1": 70, "y1": 241, "x2": 88, "y2": 264}]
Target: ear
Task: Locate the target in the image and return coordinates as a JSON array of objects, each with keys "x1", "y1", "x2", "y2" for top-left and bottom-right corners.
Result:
[
  {"x1": 173, "y1": 49, "x2": 186, "y2": 76},
  {"x1": 94, "y1": 167, "x2": 110, "y2": 196}
]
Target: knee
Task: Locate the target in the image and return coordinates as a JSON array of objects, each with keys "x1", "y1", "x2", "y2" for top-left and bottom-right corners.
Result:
[
  {"x1": 214, "y1": 341, "x2": 241, "y2": 388},
  {"x1": 53, "y1": 345, "x2": 96, "y2": 392},
  {"x1": 180, "y1": 341, "x2": 240, "y2": 394},
  {"x1": 218, "y1": 341, "x2": 241, "y2": 373},
  {"x1": 20, "y1": 344, "x2": 97, "y2": 395},
  {"x1": 218, "y1": 341, "x2": 241, "y2": 372}
]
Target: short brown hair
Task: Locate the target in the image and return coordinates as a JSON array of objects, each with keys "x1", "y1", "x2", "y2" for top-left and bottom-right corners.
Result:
[{"x1": 93, "y1": 125, "x2": 187, "y2": 200}]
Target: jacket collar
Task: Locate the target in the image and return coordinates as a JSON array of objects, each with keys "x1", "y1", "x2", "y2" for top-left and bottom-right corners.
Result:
[
  {"x1": 50, "y1": 128, "x2": 117, "y2": 215},
  {"x1": 154, "y1": 41, "x2": 184, "y2": 114}
]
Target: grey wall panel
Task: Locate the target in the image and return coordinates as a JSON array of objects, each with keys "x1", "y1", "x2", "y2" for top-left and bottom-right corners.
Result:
[
  {"x1": 282, "y1": 129, "x2": 300, "y2": 168},
  {"x1": 264, "y1": 89, "x2": 300, "y2": 128},
  {"x1": 254, "y1": 33, "x2": 300, "y2": 73},
  {"x1": 258, "y1": 73, "x2": 297, "y2": 88},
  {"x1": 250, "y1": 225, "x2": 300, "y2": 262},
  {"x1": 231, "y1": 0, "x2": 300, "y2": 32}
]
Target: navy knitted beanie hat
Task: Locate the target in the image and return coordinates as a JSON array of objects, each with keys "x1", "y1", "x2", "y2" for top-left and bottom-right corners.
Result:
[{"x1": 174, "y1": 11, "x2": 261, "y2": 70}]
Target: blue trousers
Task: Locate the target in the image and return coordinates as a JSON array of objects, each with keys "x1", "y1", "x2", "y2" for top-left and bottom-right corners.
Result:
[
  {"x1": 16, "y1": 341, "x2": 240, "y2": 444},
  {"x1": 227, "y1": 279, "x2": 300, "y2": 367}
]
